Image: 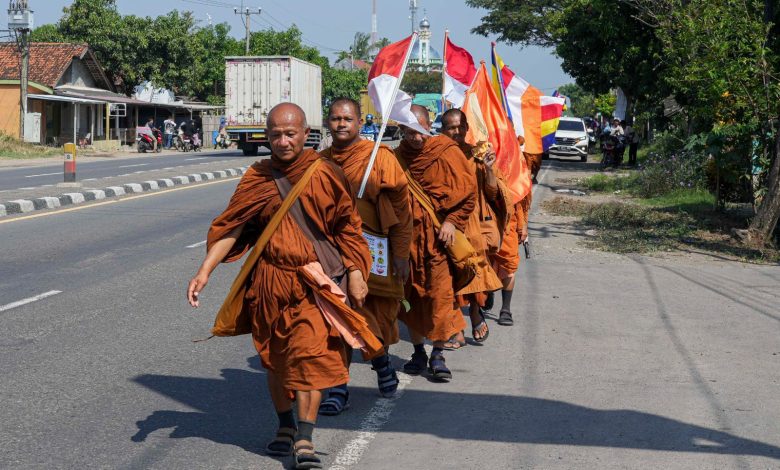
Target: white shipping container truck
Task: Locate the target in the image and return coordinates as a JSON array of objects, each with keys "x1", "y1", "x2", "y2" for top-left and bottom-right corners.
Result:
[{"x1": 225, "y1": 56, "x2": 322, "y2": 156}]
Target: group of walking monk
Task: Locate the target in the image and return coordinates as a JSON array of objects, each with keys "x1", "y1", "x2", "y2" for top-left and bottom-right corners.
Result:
[{"x1": 186, "y1": 99, "x2": 535, "y2": 469}]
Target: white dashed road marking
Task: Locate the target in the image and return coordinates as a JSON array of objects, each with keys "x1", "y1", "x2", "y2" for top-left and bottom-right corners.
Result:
[
  {"x1": 0, "y1": 290, "x2": 62, "y2": 313},
  {"x1": 118, "y1": 164, "x2": 149, "y2": 169},
  {"x1": 24, "y1": 172, "x2": 61, "y2": 178},
  {"x1": 186, "y1": 240, "x2": 206, "y2": 248}
]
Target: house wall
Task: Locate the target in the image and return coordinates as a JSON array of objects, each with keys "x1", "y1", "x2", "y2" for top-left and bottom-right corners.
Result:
[
  {"x1": 0, "y1": 84, "x2": 44, "y2": 139},
  {"x1": 58, "y1": 58, "x2": 97, "y2": 88}
]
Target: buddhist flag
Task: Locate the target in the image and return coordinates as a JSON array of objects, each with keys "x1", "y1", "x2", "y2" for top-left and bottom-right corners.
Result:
[
  {"x1": 367, "y1": 33, "x2": 429, "y2": 135},
  {"x1": 462, "y1": 62, "x2": 531, "y2": 203},
  {"x1": 442, "y1": 33, "x2": 477, "y2": 108},
  {"x1": 491, "y1": 45, "x2": 565, "y2": 154}
]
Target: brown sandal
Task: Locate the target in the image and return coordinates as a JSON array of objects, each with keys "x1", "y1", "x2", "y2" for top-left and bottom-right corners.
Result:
[{"x1": 293, "y1": 440, "x2": 322, "y2": 469}]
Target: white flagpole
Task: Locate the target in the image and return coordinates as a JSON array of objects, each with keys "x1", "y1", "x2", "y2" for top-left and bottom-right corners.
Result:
[{"x1": 357, "y1": 32, "x2": 418, "y2": 199}]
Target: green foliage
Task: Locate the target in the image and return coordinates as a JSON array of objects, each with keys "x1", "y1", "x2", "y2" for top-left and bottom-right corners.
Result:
[
  {"x1": 557, "y1": 83, "x2": 595, "y2": 116},
  {"x1": 323, "y1": 68, "x2": 367, "y2": 106},
  {"x1": 580, "y1": 173, "x2": 638, "y2": 192},
  {"x1": 401, "y1": 71, "x2": 441, "y2": 95},
  {"x1": 337, "y1": 32, "x2": 390, "y2": 62},
  {"x1": 30, "y1": 23, "x2": 64, "y2": 42}
]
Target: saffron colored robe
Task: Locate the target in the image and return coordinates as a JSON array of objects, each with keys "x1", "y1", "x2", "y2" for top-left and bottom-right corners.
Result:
[
  {"x1": 320, "y1": 140, "x2": 413, "y2": 348},
  {"x1": 395, "y1": 135, "x2": 473, "y2": 342},
  {"x1": 207, "y1": 149, "x2": 371, "y2": 391}
]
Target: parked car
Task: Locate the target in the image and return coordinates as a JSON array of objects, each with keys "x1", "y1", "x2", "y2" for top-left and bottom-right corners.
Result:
[
  {"x1": 431, "y1": 113, "x2": 443, "y2": 134},
  {"x1": 548, "y1": 117, "x2": 589, "y2": 162}
]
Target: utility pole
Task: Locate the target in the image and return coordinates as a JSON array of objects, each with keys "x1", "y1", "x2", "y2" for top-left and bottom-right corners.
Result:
[
  {"x1": 8, "y1": 0, "x2": 33, "y2": 140},
  {"x1": 234, "y1": 3, "x2": 261, "y2": 55}
]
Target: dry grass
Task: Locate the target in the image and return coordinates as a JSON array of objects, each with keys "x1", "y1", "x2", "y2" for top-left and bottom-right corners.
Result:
[{"x1": 0, "y1": 132, "x2": 61, "y2": 159}]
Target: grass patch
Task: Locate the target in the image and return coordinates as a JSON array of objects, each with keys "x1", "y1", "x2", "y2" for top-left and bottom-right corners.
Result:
[
  {"x1": 579, "y1": 173, "x2": 638, "y2": 192},
  {"x1": 542, "y1": 195, "x2": 780, "y2": 262},
  {"x1": 0, "y1": 132, "x2": 61, "y2": 159}
]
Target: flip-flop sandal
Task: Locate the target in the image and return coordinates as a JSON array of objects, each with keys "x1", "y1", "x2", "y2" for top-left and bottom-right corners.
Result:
[
  {"x1": 441, "y1": 333, "x2": 466, "y2": 350},
  {"x1": 403, "y1": 351, "x2": 428, "y2": 375},
  {"x1": 318, "y1": 386, "x2": 349, "y2": 416},
  {"x1": 427, "y1": 353, "x2": 452, "y2": 381},
  {"x1": 293, "y1": 442, "x2": 323, "y2": 469},
  {"x1": 472, "y1": 310, "x2": 490, "y2": 343},
  {"x1": 372, "y1": 356, "x2": 399, "y2": 398},
  {"x1": 265, "y1": 427, "x2": 296, "y2": 456},
  {"x1": 497, "y1": 309, "x2": 514, "y2": 326}
]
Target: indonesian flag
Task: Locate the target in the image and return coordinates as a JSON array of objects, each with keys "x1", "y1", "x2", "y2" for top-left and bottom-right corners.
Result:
[
  {"x1": 443, "y1": 35, "x2": 477, "y2": 108},
  {"x1": 462, "y1": 62, "x2": 531, "y2": 203},
  {"x1": 491, "y1": 44, "x2": 565, "y2": 154},
  {"x1": 367, "y1": 34, "x2": 429, "y2": 135}
]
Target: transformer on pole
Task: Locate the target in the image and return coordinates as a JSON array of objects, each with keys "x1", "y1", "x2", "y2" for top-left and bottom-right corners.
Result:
[{"x1": 8, "y1": 0, "x2": 34, "y2": 141}]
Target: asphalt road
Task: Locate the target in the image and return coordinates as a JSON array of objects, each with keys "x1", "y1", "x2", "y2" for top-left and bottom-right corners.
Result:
[
  {"x1": 1, "y1": 160, "x2": 779, "y2": 469},
  {"x1": 0, "y1": 148, "x2": 267, "y2": 192}
]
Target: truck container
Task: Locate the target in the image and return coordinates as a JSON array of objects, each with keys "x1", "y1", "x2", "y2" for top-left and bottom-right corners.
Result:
[{"x1": 225, "y1": 56, "x2": 322, "y2": 155}]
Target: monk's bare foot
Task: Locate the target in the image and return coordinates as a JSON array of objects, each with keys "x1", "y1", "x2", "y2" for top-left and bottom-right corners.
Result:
[{"x1": 470, "y1": 309, "x2": 489, "y2": 342}]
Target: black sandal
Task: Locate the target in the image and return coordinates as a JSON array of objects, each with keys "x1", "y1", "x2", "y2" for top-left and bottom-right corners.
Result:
[
  {"x1": 497, "y1": 309, "x2": 514, "y2": 326},
  {"x1": 372, "y1": 355, "x2": 399, "y2": 398},
  {"x1": 428, "y1": 353, "x2": 452, "y2": 381},
  {"x1": 403, "y1": 351, "x2": 428, "y2": 375},
  {"x1": 265, "y1": 426, "x2": 296, "y2": 456},
  {"x1": 318, "y1": 385, "x2": 350, "y2": 416},
  {"x1": 293, "y1": 441, "x2": 322, "y2": 469}
]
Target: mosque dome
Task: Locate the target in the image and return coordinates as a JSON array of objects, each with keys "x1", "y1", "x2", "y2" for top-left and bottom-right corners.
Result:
[{"x1": 419, "y1": 17, "x2": 430, "y2": 29}]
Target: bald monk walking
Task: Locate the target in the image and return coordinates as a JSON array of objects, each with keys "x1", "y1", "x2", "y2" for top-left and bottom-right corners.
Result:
[
  {"x1": 439, "y1": 109, "x2": 506, "y2": 339},
  {"x1": 318, "y1": 98, "x2": 413, "y2": 413},
  {"x1": 396, "y1": 104, "x2": 476, "y2": 381},
  {"x1": 187, "y1": 103, "x2": 372, "y2": 469}
]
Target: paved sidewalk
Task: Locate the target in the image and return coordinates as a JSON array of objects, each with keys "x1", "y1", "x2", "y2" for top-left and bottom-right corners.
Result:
[{"x1": 0, "y1": 148, "x2": 240, "y2": 169}]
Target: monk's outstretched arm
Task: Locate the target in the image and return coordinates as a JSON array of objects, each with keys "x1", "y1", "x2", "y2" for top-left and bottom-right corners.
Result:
[{"x1": 187, "y1": 225, "x2": 243, "y2": 307}]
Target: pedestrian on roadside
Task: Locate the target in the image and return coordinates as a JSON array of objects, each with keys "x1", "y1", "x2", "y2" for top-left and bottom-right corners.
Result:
[
  {"x1": 625, "y1": 119, "x2": 640, "y2": 166},
  {"x1": 163, "y1": 115, "x2": 176, "y2": 149}
]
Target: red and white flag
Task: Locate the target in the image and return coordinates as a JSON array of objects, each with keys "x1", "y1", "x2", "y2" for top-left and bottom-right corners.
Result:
[
  {"x1": 443, "y1": 35, "x2": 477, "y2": 108},
  {"x1": 367, "y1": 34, "x2": 429, "y2": 135}
]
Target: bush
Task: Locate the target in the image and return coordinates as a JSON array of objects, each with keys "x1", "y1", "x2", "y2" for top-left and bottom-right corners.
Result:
[{"x1": 632, "y1": 148, "x2": 708, "y2": 198}]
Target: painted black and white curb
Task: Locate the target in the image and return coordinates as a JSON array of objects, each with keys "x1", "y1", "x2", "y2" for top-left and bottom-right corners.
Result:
[{"x1": 0, "y1": 167, "x2": 248, "y2": 217}]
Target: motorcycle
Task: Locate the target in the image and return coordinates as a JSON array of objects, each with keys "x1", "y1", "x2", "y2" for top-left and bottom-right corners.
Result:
[
  {"x1": 191, "y1": 131, "x2": 203, "y2": 152},
  {"x1": 214, "y1": 130, "x2": 230, "y2": 149},
  {"x1": 600, "y1": 134, "x2": 625, "y2": 169},
  {"x1": 137, "y1": 128, "x2": 162, "y2": 153}
]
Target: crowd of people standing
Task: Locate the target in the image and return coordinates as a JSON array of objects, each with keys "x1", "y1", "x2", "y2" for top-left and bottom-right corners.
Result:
[{"x1": 186, "y1": 99, "x2": 537, "y2": 469}]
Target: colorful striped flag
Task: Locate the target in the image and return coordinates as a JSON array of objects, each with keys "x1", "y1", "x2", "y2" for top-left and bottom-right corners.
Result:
[{"x1": 490, "y1": 44, "x2": 565, "y2": 154}]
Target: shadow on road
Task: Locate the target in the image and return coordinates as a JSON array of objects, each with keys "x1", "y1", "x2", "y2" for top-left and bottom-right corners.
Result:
[{"x1": 130, "y1": 357, "x2": 780, "y2": 461}]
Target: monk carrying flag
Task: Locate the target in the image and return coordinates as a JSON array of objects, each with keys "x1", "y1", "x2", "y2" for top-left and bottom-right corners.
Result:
[
  {"x1": 318, "y1": 97, "x2": 413, "y2": 414},
  {"x1": 187, "y1": 103, "x2": 376, "y2": 470}
]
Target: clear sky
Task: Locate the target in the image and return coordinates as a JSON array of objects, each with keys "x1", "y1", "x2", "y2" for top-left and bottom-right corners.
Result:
[{"x1": 31, "y1": 0, "x2": 573, "y2": 91}]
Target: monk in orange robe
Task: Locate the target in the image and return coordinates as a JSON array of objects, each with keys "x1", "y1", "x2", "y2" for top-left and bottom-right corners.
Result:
[
  {"x1": 439, "y1": 108, "x2": 505, "y2": 343},
  {"x1": 395, "y1": 104, "x2": 474, "y2": 381},
  {"x1": 318, "y1": 97, "x2": 412, "y2": 412},
  {"x1": 187, "y1": 103, "x2": 371, "y2": 469}
]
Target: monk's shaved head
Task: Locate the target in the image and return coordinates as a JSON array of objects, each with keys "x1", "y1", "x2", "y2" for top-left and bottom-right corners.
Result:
[
  {"x1": 267, "y1": 102, "x2": 308, "y2": 129},
  {"x1": 410, "y1": 104, "x2": 431, "y2": 127},
  {"x1": 267, "y1": 102, "x2": 310, "y2": 162}
]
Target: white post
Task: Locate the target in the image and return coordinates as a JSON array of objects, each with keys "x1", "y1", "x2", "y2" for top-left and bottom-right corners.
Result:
[
  {"x1": 73, "y1": 104, "x2": 78, "y2": 144},
  {"x1": 357, "y1": 33, "x2": 419, "y2": 199}
]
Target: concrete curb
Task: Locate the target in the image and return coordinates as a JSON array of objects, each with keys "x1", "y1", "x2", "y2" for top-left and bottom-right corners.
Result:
[{"x1": 0, "y1": 166, "x2": 248, "y2": 217}]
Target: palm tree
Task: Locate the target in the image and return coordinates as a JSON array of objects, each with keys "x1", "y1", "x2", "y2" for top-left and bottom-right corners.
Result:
[{"x1": 338, "y1": 33, "x2": 392, "y2": 63}]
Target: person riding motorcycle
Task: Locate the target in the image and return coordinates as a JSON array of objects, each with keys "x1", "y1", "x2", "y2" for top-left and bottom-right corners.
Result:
[{"x1": 360, "y1": 113, "x2": 380, "y2": 141}]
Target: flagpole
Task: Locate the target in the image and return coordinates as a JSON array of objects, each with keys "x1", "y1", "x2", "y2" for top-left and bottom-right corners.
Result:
[
  {"x1": 441, "y1": 29, "x2": 448, "y2": 110},
  {"x1": 357, "y1": 32, "x2": 419, "y2": 199}
]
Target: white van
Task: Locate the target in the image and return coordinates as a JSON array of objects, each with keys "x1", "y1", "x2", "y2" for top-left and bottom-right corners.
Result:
[{"x1": 548, "y1": 117, "x2": 589, "y2": 162}]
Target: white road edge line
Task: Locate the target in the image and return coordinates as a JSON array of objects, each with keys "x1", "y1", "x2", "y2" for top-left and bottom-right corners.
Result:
[
  {"x1": 328, "y1": 372, "x2": 413, "y2": 469},
  {"x1": 0, "y1": 290, "x2": 62, "y2": 312},
  {"x1": 185, "y1": 157, "x2": 208, "y2": 161},
  {"x1": 24, "y1": 172, "x2": 61, "y2": 178},
  {"x1": 118, "y1": 163, "x2": 149, "y2": 168},
  {"x1": 186, "y1": 240, "x2": 206, "y2": 249}
]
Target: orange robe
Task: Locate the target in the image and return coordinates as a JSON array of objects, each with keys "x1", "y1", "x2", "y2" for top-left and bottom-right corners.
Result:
[
  {"x1": 395, "y1": 135, "x2": 473, "y2": 342},
  {"x1": 455, "y1": 142, "x2": 504, "y2": 306},
  {"x1": 207, "y1": 149, "x2": 371, "y2": 391},
  {"x1": 320, "y1": 140, "x2": 413, "y2": 348},
  {"x1": 524, "y1": 151, "x2": 543, "y2": 179}
]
